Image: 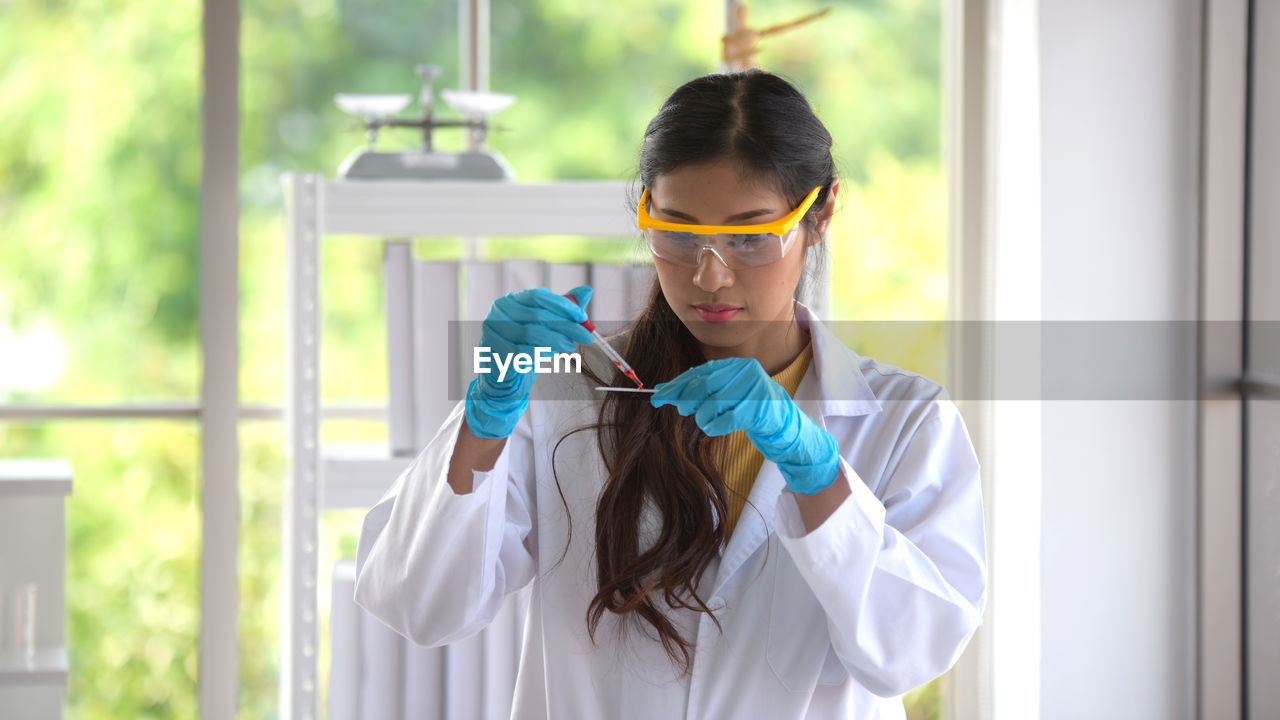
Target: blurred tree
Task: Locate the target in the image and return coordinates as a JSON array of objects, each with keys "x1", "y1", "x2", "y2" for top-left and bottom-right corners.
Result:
[{"x1": 0, "y1": 0, "x2": 201, "y2": 404}]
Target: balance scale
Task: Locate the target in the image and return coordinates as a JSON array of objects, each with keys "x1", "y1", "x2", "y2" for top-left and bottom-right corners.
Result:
[{"x1": 335, "y1": 65, "x2": 516, "y2": 181}]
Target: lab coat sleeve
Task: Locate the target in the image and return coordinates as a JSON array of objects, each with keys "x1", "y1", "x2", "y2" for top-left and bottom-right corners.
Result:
[
  {"x1": 775, "y1": 402, "x2": 987, "y2": 698},
  {"x1": 353, "y1": 401, "x2": 537, "y2": 647}
]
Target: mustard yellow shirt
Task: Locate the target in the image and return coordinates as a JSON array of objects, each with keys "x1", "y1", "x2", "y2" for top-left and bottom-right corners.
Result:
[{"x1": 715, "y1": 341, "x2": 813, "y2": 537}]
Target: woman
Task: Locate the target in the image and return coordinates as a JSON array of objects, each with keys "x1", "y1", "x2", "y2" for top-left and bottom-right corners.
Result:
[{"x1": 355, "y1": 71, "x2": 986, "y2": 719}]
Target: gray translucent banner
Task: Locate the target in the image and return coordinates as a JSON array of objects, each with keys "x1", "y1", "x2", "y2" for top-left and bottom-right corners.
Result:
[{"x1": 442, "y1": 321, "x2": 1278, "y2": 401}]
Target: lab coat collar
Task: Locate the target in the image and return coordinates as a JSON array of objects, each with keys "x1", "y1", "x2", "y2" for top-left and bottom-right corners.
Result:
[
  {"x1": 712, "y1": 302, "x2": 882, "y2": 593},
  {"x1": 791, "y1": 301, "x2": 884, "y2": 420}
]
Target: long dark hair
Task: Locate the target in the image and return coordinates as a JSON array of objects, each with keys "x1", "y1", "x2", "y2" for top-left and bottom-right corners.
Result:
[{"x1": 552, "y1": 71, "x2": 837, "y2": 673}]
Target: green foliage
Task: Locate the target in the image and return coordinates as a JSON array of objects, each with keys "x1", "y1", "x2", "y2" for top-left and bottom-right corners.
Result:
[
  {"x1": 236, "y1": 422, "x2": 284, "y2": 720},
  {"x1": 906, "y1": 670, "x2": 945, "y2": 720},
  {"x1": 0, "y1": 422, "x2": 200, "y2": 720},
  {"x1": 0, "y1": 0, "x2": 201, "y2": 403},
  {"x1": 0, "y1": 0, "x2": 948, "y2": 717}
]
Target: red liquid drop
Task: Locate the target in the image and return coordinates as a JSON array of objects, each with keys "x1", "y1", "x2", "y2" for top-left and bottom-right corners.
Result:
[
  {"x1": 624, "y1": 369, "x2": 645, "y2": 390},
  {"x1": 613, "y1": 362, "x2": 646, "y2": 390}
]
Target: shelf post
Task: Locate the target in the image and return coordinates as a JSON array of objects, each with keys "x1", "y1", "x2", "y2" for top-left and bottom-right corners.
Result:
[{"x1": 282, "y1": 173, "x2": 322, "y2": 720}]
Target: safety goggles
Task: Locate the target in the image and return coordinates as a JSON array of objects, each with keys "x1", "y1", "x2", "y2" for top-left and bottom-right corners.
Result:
[{"x1": 638, "y1": 186, "x2": 823, "y2": 269}]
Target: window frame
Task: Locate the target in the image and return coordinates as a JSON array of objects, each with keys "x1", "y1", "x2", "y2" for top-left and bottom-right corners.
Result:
[{"x1": 1198, "y1": 1, "x2": 1249, "y2": 718}]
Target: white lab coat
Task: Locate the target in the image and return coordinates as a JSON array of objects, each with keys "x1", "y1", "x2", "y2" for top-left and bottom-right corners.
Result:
[{"x1": 355, "y1": 304, "x2": 987, "y2": 719}]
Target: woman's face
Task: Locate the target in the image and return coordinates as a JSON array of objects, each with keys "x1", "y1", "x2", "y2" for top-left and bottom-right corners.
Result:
[{"x1": 647, "y1": 158, "x2": 834, "y2": 373}]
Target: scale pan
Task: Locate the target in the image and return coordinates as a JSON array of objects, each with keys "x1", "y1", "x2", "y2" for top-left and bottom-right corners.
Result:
[
  {"x1": 441, "y1": 90, "x2": 516, "y2": 116},
  {"x1": 334, "y1": 93, "x2": 412, "y2": 117}
]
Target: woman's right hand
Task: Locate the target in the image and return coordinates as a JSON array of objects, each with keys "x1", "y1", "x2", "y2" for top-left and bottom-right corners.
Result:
[{"x1": 464, "y1": 286, "x2": 595, "y2": 438}]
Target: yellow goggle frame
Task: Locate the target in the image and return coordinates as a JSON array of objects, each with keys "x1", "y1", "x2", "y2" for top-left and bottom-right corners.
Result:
[{"x1": 637, "y1": 186, "x2": 823, "y2": 237}]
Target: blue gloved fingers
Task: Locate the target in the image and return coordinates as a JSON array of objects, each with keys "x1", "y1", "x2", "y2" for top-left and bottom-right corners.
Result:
[
  {"x1": 695, "y1": 400, "x2": 742, "y2": 436},
  {"x1": 502, "y1": 288, "x2": 589, "y2": 324},
  {"x1": 486, "y1": 297, "x2": 594, "y2": 350},
  {"x1": 563, "y1": 285, "x2": 593, "y2": 311},
  {"x1": 486, "y1": 298, "x2": 548, "y2": 329},
  {"x1": 701, "y1": 397, "x2": 769, "y2": 436},
  {"x1": 468, "y1": 286, "x2": 595, "y2": 438},
  {"x1": 652, "y1": 355, "x2": 841, "y2": 495},
  {"x1": 649, "y1": 372, "x2": 695, "y2": 410},
  {"x1": 651, "y1": 358, "x2": 767, "y2": 436},
  {"x1": 649, "y1": 382, "x2": 676, "y2": 409},
  {"x1": 699, "y1": 399, "x2": 742, "y2": 435},
  {"x1": 488, "y1": 321, "x2": 591, "y2": 355},
  {"x1": 691, "y1": 361, "x2": 749, "y2": 425},
  {"x1": 653, "y1": 358, "x2": 745, "y2": 399},
  {"x1": 744, "y1": 386, "x2": 793, "y2": 440},
  {"x1": 674, "y1": 374, "x2": 714, "y2": 416},
  {"x1": 691, "y1": 358, "x2": 766, "y2": 414},
  {"x1": 548, "y1": 321, "x2": 596, "y2": 348},
  {"x1": 488, "y1": 321, "x2": 594, "y2": 353},
  {"x1": 707, "y1": 357, "x2": 761, "y2": 395},
  {"x1": 701, "y1": 388, "x2": 790, "y2": 437},
  {"x1": 500, "y1": 290, "x2": 595, "y2": 345},
  {"x1": 653, "y1": 358, "x2": 740, "y2": 407}
]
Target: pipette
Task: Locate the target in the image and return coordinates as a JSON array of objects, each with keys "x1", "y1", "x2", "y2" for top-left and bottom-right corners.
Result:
[{"x1": 564, "y1": 294, "x2": 646, "y2": 389}]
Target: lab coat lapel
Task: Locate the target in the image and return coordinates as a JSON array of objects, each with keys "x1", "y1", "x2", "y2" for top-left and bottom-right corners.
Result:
[
  {"x1": 795, "y1": 303, "x2": 883, "y2": 418},
  {"x1": 714, "y1": 459, "x2": 786, "y2": 593}
]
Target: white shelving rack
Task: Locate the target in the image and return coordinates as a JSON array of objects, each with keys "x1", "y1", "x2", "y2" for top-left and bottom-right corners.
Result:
[
  {"x1": 280, "y1": 174, "x2": 633, "y2": 720},
  {"x1": 0, "y1": 459, "x2": 72, "y2": 720}
]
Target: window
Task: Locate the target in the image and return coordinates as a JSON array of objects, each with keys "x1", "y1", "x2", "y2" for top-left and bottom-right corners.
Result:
[
  {"x1": 0, "y1": 2, "x2": 203, "y2": 717},
  {"x1": 0, "y1": 0, "x2": 955, "y2": 716}
]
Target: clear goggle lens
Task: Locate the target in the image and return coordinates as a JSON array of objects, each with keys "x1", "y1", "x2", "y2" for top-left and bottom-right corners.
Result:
[{"x1": 644, "y1": 227, "x2": 799, "y2": 268}]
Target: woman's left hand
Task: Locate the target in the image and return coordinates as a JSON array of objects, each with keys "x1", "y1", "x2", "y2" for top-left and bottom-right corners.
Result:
[{"x1": 650, "y1": 357, "x2": 840, "y2": 495}]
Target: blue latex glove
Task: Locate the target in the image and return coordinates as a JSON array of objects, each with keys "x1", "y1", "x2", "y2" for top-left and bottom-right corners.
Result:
[
  {"x1": 465, "y1": 286, "x2": 595, "y2": 438},
  {"x1": 650, "y1": 357, "x2": 840, "y2": 495}
]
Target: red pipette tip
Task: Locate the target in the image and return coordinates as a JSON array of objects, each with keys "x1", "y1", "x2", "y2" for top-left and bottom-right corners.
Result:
[
  {"x1": 620, "y1": 366, "x2": 645, "y2": 390},
  {"x1": 564, "y1": 292, "x2": 646, "y2": 389}
]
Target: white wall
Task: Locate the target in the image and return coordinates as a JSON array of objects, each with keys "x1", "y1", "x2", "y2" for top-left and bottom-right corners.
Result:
[{"x1": 1038, "y1": 2, "x2": 1200, "y2": 718}]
